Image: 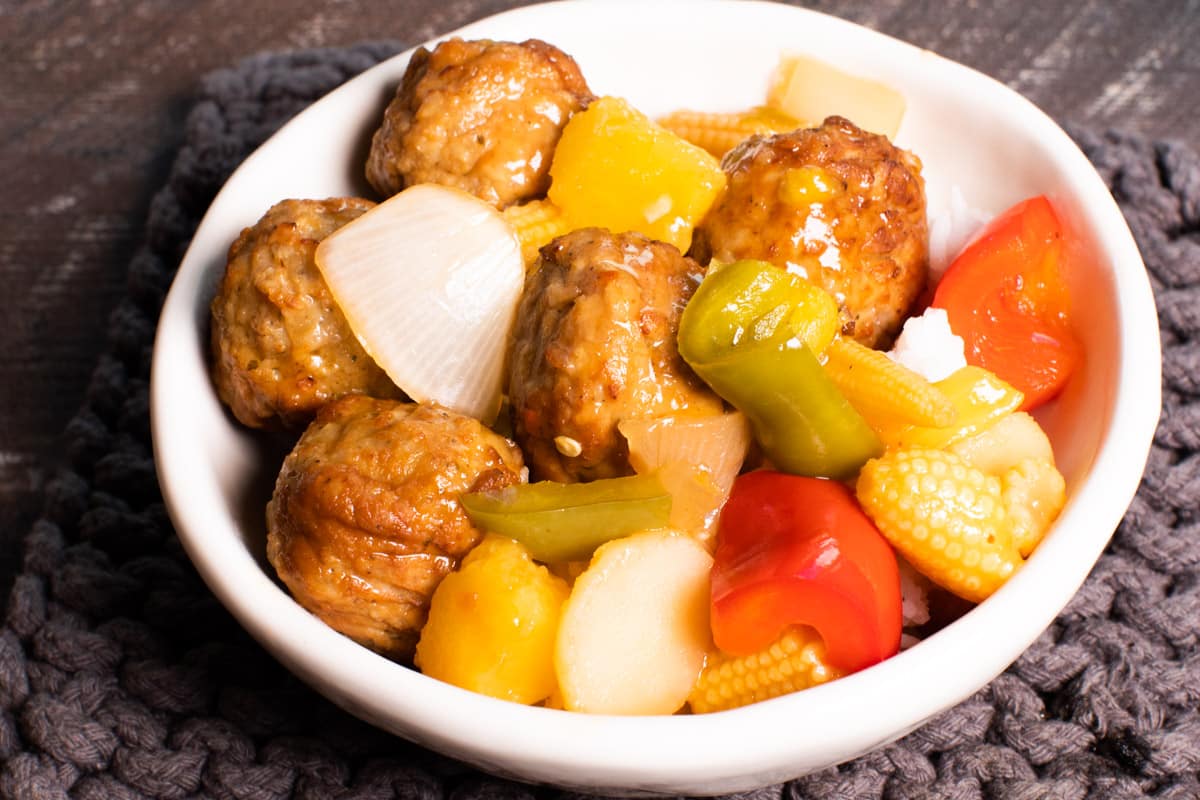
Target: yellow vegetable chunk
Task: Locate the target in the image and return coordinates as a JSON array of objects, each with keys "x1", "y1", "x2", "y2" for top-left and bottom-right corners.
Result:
[
  {"x1": 1001, "y1": 457, "x2": 1067, "y2": 558},
  {"x1": 415, "y1": 535, "x2": 569, "y2": 705},
  {"x1": 501, "y1": 199, "x2": 571, "y2": 267},
  {"x1": 658, "y1": 106, "x2": 802, "y2": 158},
  {"x1": 947, "y1": 412, "x2": 1066, "y2": 558},
  {"x1": 556, "y1": 530, "x2": 713, "y2": 714},
  {"x1": 548, "y1": 96, "x2": 726, "y2": 252},
  {"x1": 856, "y1": 448, "x2": 1022, "y2": 603},
  {"x1": 873, "y1": 365, "x2": 1024, "y2": 451},
  {"x1": 768, "y1": 53, "x2": 906, "y2": 139},
  {"x1": 946, "y1": 411, "x2": 1055, "y2": 474},
  {"x1": 824, "y1": 336, "x2": 958, "y2": 429},
  {"x1": 689, "y1": 626, "x2": 843, "y2": 714}
]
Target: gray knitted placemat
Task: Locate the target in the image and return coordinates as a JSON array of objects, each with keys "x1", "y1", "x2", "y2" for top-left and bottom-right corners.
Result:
[{"x1": 2, "y1": 43, "x2": 1198, "y2": 800}]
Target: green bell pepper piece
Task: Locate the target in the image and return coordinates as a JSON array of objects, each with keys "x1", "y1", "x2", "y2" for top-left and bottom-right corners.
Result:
[
  {"x1": 678, "y1": 259, "x2": 882, "y2": 480},
  {"x1": 460, "y1": 472, "x2": 672, "y2": 563}
]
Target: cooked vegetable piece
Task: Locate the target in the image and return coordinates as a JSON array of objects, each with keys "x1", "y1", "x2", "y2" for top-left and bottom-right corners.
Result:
[
  {"x1": 556, "y1": 530, "x2": 713, "y2": 714},
  {"x1": 414, "y1": 535, "x2": 569, "y2": 704},
  {"x1": 872, "y1": 365, "x2": 1024, "y2": 451},
  {"x1": 502, "y1": 199, "x2": 571, "y2": 266},
  {"x1": 1000, "y1": 457, "x2": 1066, "y2": 558},
  {"x1": 689, "y1": 626, "x2": 843, "y2": 713},
  {"x1": 710, "y1": 471, "x2": 902, "y2": 672},
  {"x1": 932, "y1": 195, "x2": 1083, "y2": 411},
  {"x1": 856, "y1": 448, "x2": 1022, "y2": 603},
  {"x1": 658, "y1": 106, "x2": 801, "y2": 158},
  {"x1": 619, "y1": 412, "x2": 752, "y2": 538},
  {"x1": 314, "y1": 183, "x2": 523, "y2": 423},
  {"x1": 947, "y1": 411, "x2": 1066, "y2": 557},
  {"x1": 460, "y1": 473, "x2": 672, "y2": 563},
  {"x1": 677, "y1": 259, "x2": 881, "y2": 479},
  {"x1": 767, "y1": 53, "x2": 906, "y2": 139},
  {"x1": 547, "y1": 96, "x2": 725, "y2": 252},
  {"x1": 824, "y1": 336, "x2": 958, "y2": 428},
  {"x1": 945, "y1": 411, "x2": 1054, "y2": 474}
]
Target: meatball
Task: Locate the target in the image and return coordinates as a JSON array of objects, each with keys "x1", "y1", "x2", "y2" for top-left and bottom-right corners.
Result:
[
  {"x1": 267, "y1": 396, "x2": 526, "y2": 661},
  {"x1": 210, "y1": 197, "x2": 400, "y2": 432},
  {"x1": 508, "y1": 228, "x2": 724, "y2": 482},
  {"x1": 365, "y1": 37, "x2": 593, "y2": 208},
  {"x1": 692, "y1": 116, "x2": 929, "y2": 348}
]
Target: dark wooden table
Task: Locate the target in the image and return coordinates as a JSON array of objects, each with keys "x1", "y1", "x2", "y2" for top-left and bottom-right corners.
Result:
[{"x1": 2, "y1": 0, "x2": 1197, "y2": 594}]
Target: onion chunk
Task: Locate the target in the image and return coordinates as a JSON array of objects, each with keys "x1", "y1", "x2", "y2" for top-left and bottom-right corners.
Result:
[{"x1": 315, "y1": 184, "x2": 523, "y2": 423}]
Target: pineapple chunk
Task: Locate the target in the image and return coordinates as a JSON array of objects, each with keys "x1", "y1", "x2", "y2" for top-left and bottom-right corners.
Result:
[
  {"x1": 768, "y1": 54, "x2": 906, "y2": 139},
  {"x1": 548, "y1": 96, "x2": 725, "y2": 252},
  {"x1": 414, "y1": 535, "x2": 569, "y2": 704}
]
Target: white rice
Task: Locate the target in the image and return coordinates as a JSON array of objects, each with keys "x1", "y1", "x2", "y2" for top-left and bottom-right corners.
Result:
[
  {"x1": 888, "y1": 306, "x2": 967, "y2": 383},
  {"x1": 898, "y1": 556, "x2": 932, "y2": 628},
  {"x1": 927, "y1": 184, "x2": 992, "y2": 283}
]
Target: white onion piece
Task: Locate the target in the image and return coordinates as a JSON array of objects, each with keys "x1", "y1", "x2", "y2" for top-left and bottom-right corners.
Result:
[
  {"x1": 620, "y1": 412, "x2": 751, "y2": 495},
  {"x1": 619, "y1": 412, "x2": 752, "y2": 541},
  {"x1": 315, "y1": 184, "x2": 523, "y2": 423}
]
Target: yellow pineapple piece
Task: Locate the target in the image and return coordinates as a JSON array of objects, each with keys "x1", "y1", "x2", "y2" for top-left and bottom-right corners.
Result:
[
  {"x1": 823, "y1": 337, "x2": 957, "y2": 429},
  {"x1": 856, "y1": 448, "x2": 1022, "y2": 603},
  {"x1": 873, "y1": 366, "x2": 1024, "y2": 451},
  {"x1": 548, "y1": 96, "x2": 726, "y2": 252},
  {"x1": 689, "y1": 626, "x2": 844, "y2": 714},
  {"x1": 502, "y1": 199, "x2": 571, "y2": 267},
  {"x1": 415, "y1": 535, "x2": 569, "y2": 704},
  {"x1": 768, "y1": 53, "x2": 906, "y2": 139},
  {"x1": 658, "y1": 106, "x2": 801, "y2": 158}
]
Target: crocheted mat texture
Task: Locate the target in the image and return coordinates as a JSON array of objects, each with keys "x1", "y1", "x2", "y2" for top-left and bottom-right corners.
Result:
[{"x1": 2, "y1": 43, "x2": 1198, "y2": 800}]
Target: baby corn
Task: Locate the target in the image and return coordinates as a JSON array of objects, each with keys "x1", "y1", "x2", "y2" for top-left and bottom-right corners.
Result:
[
  {"x1": 502, "y1": 199, "x2": 571, "y2": 267},
  {"x1": 689, "y1": 626, "x2": 843, "y2": 713},
  {"x1": 659, "y1": 106, "x2": 801, "y2": 158},
  {"x1": 824, "y1": 337, "x2": 958, "y2": 428}
]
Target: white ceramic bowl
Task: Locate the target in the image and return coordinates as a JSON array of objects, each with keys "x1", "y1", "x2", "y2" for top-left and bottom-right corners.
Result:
[{"x1": 150, "y1": 1, "x2": 1161, "y2": 794}]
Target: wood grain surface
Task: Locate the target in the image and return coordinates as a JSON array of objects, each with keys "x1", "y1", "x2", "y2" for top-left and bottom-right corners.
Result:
[{"x1": 2, "y1": 0, "x2": 1197, "y2": 593}]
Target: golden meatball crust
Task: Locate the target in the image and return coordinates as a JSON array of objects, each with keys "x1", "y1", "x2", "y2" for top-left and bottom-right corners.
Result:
[
  {"x1": 366, "y1": 37, "x2": 593, "y2": 208},
  {"x1": 508, "y1": 228, "x2": 724, "y2": 483},
  {"x1": 692, "y1": 116, "x2": 929, "y2": 348},
  {"x1": 267, "y1": 396, "x2": 526, "y2": 661},
  {"x1": 210, "y1": 197, "x2": 400, "y2": 431}
]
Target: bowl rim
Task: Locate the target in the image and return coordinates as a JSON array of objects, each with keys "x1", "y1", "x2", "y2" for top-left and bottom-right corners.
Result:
[{"x1": 150, "y1": 0, "x2": 1162, "y2": 793}]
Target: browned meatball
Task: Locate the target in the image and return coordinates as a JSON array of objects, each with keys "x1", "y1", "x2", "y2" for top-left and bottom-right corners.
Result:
[
  {"x1": 508, "y1": 228, "x2": 724, "y2": 482},
  {"x1": 209, "y1": 197, "x2": 400, "y2": 432},
  {"x1": 267, "y1": 396, "x2": 526, "y2": 661},
  {"x1": 365, "y1": 38, "x2": 593, "y2": 208},
  {"x1": 692, "y1": 116, "x2": 929, "y2": 348}
]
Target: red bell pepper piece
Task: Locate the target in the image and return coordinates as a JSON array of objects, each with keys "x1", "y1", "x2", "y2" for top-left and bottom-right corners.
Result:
[
  {"x1": 710, "y1": 470, "x2": 902, "y2": 673},
  {"x1": 932, "y1": 195, "x2": 1083, "y2": 411}
]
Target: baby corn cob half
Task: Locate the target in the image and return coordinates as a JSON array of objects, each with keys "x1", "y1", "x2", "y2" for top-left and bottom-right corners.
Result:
[
  {"x1": 689, "y1": 626, "x2": 844, "y2": 713},
  {"x1": 659, "y1": 106, "x2": 802, "y2": 159},
  {"x1": 502, "y1": 199, "x2": 571, "y2": 267},
  {"x1": 856, "y1": 448, "x2": 1022, "y2": 603},
  {"x1": 824, "y1": 336, "x2": 958, "y2": 428}
]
